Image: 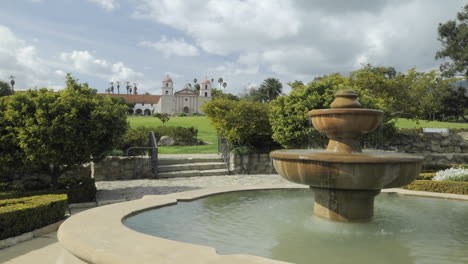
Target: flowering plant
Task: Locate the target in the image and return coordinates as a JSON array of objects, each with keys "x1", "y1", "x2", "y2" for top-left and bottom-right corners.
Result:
[{"x1": 433, "y1": 167, "x2": 468, "y2": 182}]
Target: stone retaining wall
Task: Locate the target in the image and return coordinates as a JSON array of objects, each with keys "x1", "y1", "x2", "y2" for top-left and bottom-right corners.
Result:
[
  {"x1": 229, "y1": 153, "x2": 277, "y2": 174},
  {"x1": 93, "y1": 156, "x2": 154, "y2": 181},
  {"x1": 375, "y1": 131, "x2": 468, "y2": 154},
  {"x1": 227, "y1": 131, "x2": 468, "y2": 174}
]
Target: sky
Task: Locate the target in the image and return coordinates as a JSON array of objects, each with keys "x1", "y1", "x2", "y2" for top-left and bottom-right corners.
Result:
[{"x1": 0, "y1": 0, "x2": 465, "y2": 95}]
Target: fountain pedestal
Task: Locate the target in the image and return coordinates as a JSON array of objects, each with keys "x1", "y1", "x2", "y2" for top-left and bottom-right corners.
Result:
[
  {"x1": 311, "y1": 187, "x2": 380, "y2": 222},
  {"x1": 271, "y1": 90, "x2": 424, "y2": 222}
]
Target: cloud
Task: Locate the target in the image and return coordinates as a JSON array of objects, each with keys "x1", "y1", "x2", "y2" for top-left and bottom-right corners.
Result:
[
  {"x1": 134, "y1": 0, "x2": 301, "y2": 55},
  {"x1": 0, "y1": 24, "x2": 62, "y2": 89},
  {"x1": 135, "y1": 0, "x2": 465, "y2": 82},
  {"x1": 139, "y1": 37, "x2": 199, "y2": 57},
  {"x1": 87, "y1": 0, "x2": 119, "y2": 11},
  {"x1": 60, "y1": 50, "x2": 144, "y2": 82}
]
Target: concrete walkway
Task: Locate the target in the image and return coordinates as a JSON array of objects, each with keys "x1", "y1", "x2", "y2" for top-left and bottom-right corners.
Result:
[{"x1": 0, "y1": 174, "x2": 296, "y2": 264}]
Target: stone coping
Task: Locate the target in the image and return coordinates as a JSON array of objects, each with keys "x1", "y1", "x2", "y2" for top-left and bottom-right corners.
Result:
[
  {"x1": 57, "y1": 186, "x2": 467, "y2": 264},
  {"x1": 0, "y1": 220, "x2": 64, "y2": 250}
]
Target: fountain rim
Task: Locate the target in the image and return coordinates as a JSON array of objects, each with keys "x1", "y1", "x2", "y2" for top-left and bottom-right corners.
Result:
[
  {"x1": 58, "y1": 186, "x2": 468, "y2": 264},
  {"x1": 270, "y1": 150, "x2": 425, "y2": 163},
  {"x1": 308, "y1": 108, "x2": 384, "y2": 116}
]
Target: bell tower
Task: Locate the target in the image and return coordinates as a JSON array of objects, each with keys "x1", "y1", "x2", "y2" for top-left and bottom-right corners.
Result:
[
  {"x1": 200, "y1": 78, "x2": 212, "y2": 98},
  {"x1": 161, "y1": 75, "x2": 173, "y2": 95}
]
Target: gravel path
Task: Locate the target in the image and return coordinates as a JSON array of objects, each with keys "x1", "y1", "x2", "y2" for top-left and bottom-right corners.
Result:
[{"x1": 96, "y1": 174, "x2": 302, "y2": 202}]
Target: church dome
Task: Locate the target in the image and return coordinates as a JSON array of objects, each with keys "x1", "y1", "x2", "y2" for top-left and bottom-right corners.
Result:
[
  {"x1": 163, "y1": 76, "x2": 173, "y2": 82},
  {"x1": 201, "y1": 79, "x2": 211, "y2": 84}
]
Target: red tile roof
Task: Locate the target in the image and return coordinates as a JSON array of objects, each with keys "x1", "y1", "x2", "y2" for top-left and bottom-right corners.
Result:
[{"x1": 100, "y1": 94, "x2": 161, "y2": 104}]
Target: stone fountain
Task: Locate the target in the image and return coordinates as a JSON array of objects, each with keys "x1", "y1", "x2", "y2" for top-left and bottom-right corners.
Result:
[{"x1": 270, "y1": 90, "x2": 424, "y2": 222}]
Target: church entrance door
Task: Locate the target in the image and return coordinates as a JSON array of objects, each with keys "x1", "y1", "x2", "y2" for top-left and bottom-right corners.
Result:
[{"x1": 183, "y1": 107, "x2": 189, "y2": 113}]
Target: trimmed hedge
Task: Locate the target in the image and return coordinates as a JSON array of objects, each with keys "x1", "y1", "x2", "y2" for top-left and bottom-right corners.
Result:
[
  {"x1": 402, "y1": 180, "x2": 468, "y2": 195},
  {"x1": 0, "y1": 177, "x2": 96, "y2": 204},
  {"x1": 417, "y1": 172, "x2": 436, "y2": 180},
  {"x1": 0, "y1": 194, "x2": 68, "y2": 240}
]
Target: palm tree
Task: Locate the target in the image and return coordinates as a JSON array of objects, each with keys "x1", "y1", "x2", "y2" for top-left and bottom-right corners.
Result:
[
  {"x1": 217, "y1": 77, "x2": 223, "y2": 89},
  {"x1": 126, "y1": 81, "x2": 131, "y2": 94},
  {"x1": 193, "y1": 78, "x2": 197, "y2": 84},
  {"x1": 259, "y1": 77, "x2": 282, "y2": 102},
  {"x1": 9, "y1": 76, "x2": 15, "y2": 92},
  {"x1": 211, "y1": 78, "x2": 214, "y2": 84},
  {"x1": 109, "y1": 82, "x2": 114, "y2": 94},
  {"x1": 133, "y1": 83, "x2": 138, "y2": 94},
  {"x1": 116, "y1": 81, "x2": 120, "y2": 94},
  {"x1": 222, "y1": 82, "x2": 227, "y2": 90}
]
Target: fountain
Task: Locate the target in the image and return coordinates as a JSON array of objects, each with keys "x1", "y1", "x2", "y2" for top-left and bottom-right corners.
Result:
[
  {"x1": 270, "y1": 90, "x2": 424, "y2": 222},
  {"x1": 58, "y1": 90, "x2": 468, "y2": 264}
]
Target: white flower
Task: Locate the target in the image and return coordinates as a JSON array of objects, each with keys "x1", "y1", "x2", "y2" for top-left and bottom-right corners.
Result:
[{"x1": 433, "y1": 167, "x2": 468, "y2": 182}]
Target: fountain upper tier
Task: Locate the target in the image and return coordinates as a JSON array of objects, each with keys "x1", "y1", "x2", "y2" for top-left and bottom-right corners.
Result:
[{"x1": 309, "y1": 90, "x2": 383, "y2": 153}]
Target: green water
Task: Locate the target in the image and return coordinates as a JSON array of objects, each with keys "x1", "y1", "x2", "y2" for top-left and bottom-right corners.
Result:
[{"x1": 124, "y1": 190, "x2": 468, "y2": 264}]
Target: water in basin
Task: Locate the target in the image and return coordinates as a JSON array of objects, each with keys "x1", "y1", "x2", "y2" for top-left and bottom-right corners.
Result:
[{"x1": 124, "y1": 189, "x2": 468, "y2": 264}]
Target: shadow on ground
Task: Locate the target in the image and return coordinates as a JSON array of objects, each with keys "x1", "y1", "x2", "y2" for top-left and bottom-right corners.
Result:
[{"x1": 96, "y1": 186, "x2": 202, "y2": 202}]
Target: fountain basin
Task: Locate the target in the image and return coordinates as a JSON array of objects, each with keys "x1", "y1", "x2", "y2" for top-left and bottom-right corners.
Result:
[
  {"x1": 270, "y1": 150, "x2": 424, "y2": 189},
  {"x1": 57, "y1": 187, "x2": 468, "y2": 264}
]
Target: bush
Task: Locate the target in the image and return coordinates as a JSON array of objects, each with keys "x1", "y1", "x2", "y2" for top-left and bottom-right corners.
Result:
[
  {"x1": 0, "y1": 194, "x2": 68, "y2": 240},
  {"x1": 433, "y1": 167, "x2": 468, "y2": 182},
  {"x1": 177, "y1": 112, "x2": 187, "y2": 117},
  {"x1": 202, "y1": 99, "x2": 276, "y2": 150},
  {"x1": 0, "y1": 177, "x2": 96, "y2": 204},
  {"x1": 0, "y1": 74, "x2": 128, "y2": 186},
  {"x1": 417, "y1": 172, "x2": 436, "y2": 180},
  {"x1": 119, "y1": 126, "x2": 198, "y2": 151},
  {"x1": 269, "y1": 74, "x2": 398, "y2": 149},
  {"x1": 402, "y1": 180, "x2": 468, "y2": 195}
]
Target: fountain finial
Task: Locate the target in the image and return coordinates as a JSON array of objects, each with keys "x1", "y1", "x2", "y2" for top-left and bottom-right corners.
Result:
[{"x1": 330, "y1": 90, "x2": 361, "y2": 108}]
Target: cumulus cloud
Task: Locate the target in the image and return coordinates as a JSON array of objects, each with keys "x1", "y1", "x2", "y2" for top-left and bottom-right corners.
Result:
[
  {"x1": 135, "y1": 0, "x2": 465, "y2": 81},
  {"x1": 0, "y1": 25, "x2": 62, "y2": 89},
  {"x1": 134, "y1": 0, "x2": 301, "y2": 55},
  {"x1": 139, "y1": 37, "x2": 199, "y2": 57},
  {"x1": 59, "y1": 50, "x2": 143, "y2": 82},
  {"x1": 87, "y1": 0, "x2": 119, "y2": 11}
]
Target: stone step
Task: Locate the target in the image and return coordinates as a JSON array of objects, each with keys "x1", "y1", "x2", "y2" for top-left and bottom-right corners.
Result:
[
  {"x1": 158, "y1": 162, "x2": 226, "y2": 173},
  {"x1": 157, "y1": 169, "x2": 228, "y2": 178},
  {"x1": 158, "y1": 157, "x2": 224, "y2": 165}
]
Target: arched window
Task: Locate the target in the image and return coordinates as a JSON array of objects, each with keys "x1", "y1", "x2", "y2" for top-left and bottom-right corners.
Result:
[
  {"x1": 166, "y1": 90, "x2": 169, "y2": 95},
  {"x1": 166, "y1": 83, "x2": 169, "y2": 87},
  {"x1": 205, "y1": 85, "x2": 207, "y2": 89},
  {"x1": 205, "y1": 92, "x2": 208, "y2": 97}
]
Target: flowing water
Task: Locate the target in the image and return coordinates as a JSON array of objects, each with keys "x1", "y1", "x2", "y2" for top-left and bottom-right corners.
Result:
[{"x1": 124, "y1": 189, "x2": 468, "y2": 264}]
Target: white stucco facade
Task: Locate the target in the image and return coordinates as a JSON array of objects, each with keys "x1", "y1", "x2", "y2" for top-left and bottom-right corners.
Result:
[
  {"x1": 158, "y1": 76, "x2": 212, "y2": 115},
  {"x1": 103, "y1": 75, "x2": 212, "y2": 115}
]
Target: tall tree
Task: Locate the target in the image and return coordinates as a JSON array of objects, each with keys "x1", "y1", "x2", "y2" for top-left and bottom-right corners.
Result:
[
  {"x1": 0, "y1": 81, "x2": 13, "y2": 97},
  {"x1": 435, "y1": 4, "x2": 468, "y2": 77},
  {"x1": 116, "y1": 81, "x2": 120, "y2": 94},
  {"x1": 217, "y1": 77, "x2": 224, "y2": 89},
  {"x1": 193, "y1": 78, "x2": 197, "y2": 84},
  {"x1": 109, "y1": 82, "x2": 114, "y2": 94},
  {"x1": 258, "y1": 77, "x2": 283, "y2": 102},
  {"x1": 9, "y1": 76, "x2": 15, "y2": 92}
]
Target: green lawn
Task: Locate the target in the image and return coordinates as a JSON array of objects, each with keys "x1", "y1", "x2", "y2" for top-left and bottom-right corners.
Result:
[
  {"x1": 128, "y1": 116, "x2": 467, "y2": 154},
  {"x1": 128, "y1": 116, "x2": 218, "y2": 154},
  {"x1": 395, "y1": 118, "x2": 468, "y2": 129}
]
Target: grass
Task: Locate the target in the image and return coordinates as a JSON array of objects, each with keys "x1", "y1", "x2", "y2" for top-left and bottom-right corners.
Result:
[
  {"x1": 128, "y1": 116, "x2": 218, "y2": 154},
  {"x1": 395, "y1": 118, "x2": 468, "y2": 129},
  {"x1": 128, "y1": 116, "x2": 467, "y2": 154}
]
